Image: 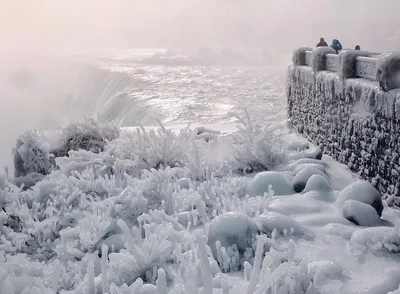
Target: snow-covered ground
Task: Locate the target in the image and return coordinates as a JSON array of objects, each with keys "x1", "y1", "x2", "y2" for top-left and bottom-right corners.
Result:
[{"x1": 1, "y1": 50, "x2": 400, "y2": 294}]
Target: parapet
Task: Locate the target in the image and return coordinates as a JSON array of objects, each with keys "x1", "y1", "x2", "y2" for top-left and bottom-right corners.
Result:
[{"x1": 294, "y1": 48, "x2": 400, "y2": 91}]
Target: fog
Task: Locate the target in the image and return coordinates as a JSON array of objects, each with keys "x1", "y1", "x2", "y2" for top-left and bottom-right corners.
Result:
[
  {"x1": 2, "y1": 0, "x2": 400, "y2": 54},
  {"x1": 0, "y1": 0, "x2": 400, "y2": 170}
]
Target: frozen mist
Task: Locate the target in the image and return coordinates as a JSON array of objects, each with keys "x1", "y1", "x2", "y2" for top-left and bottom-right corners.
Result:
[{"x1": 2, "y1": 0, "x2": 400, "y2": 293}]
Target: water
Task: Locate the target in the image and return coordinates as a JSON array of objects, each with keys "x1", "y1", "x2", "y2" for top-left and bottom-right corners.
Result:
[{"x1": 0, "y1": 49, "x2": 288, "y2": 169}]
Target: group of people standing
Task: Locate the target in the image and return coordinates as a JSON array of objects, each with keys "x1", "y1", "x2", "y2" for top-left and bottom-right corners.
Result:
[{"x1": 316, "y1": 37, "x2": 360, "y2": 53}]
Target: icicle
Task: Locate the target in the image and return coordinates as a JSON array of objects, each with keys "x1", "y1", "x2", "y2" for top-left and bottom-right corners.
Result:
[
  {"x1": 52, "y1": 259, "x2": 61, "y2": 292},
  {"x1": 87, "y1": 261, "x2": 95, "y2": 294},
  {"x1": 117, "y1": 219, "x2": 147, "y2": 269},
  {"x1": 287, "y1": 240, "x2": 296, "y2": 264},
  {"x1": 254, "y1": 262, "x2": 290, "y2": 294},
  {"x1": 156, "y1": 268, "x2": 168, "y2": 294},
  {"x1": 243, "y1": 261, "x2": 252, "y2": 281},
  {"x1": 102, "y1": 245, "x2": 109, "y2": 294},
  {"x1": 246, "y1": 235, "x2": 267, "y2": 294},
  {"x1": 195, "y1": 231, "x2": 213, "y2": 294},
  {"x1": 222, "y1": 277, "x2": 230, "y2": 294}
]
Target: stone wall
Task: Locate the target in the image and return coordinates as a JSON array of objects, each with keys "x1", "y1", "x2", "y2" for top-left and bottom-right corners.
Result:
[{"x1": 287, "y1": 48, "x2": 400, "y2": 206}]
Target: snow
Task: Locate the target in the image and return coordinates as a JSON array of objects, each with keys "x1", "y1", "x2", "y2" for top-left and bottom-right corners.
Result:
[{"x1": 2, "y1": 116, "x2": 400, "y2": 293}]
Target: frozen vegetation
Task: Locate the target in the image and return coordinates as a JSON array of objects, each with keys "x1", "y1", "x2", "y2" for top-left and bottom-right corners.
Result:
[{"x1": 1, "y1": 112, "x2": 400, "y2": 294}]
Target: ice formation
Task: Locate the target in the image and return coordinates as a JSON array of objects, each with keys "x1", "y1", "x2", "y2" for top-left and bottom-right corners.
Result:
[{"x1": 1, "y1": 113, "x2": 400, "y2": 294}]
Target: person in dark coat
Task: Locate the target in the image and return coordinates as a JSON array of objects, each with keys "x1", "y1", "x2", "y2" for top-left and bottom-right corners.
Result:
[
  {"x1": 331, "y1": 39, "x2": 343, "y2": 53},
  {"x1": 316, "y1": 37, "x2": 328, "y2": 47},
  {"x1": 355, "y1": 45, "x2": 360, "y2": 50}
]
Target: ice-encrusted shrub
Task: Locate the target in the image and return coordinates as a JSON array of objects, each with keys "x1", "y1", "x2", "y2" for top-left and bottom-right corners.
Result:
[
  {"x1": 132, "y1": 122, "x2": 196, "y2": 170},
  {"x1": 13, "y1": 130, "x2": 52, "y2": 178},
  {"x1": 98, "y1": 220, "x2": 177, "y2": 288},
  {"x1": 52, "y1": 117, "x2": 120, "y2": 158},
  {"x1": 229, "y1": 110, "x2": 288, "y2": 173}
]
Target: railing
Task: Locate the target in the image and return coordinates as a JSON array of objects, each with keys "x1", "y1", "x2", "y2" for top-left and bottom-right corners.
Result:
[
  {"x1": 302, "y1": 49, "x2": 379, "y2": 81},
  {"x1": 355, "y1": 56, "x2": 378, "y2": 80},
  {"x1": 294, "y1": 47, "x2": 400, "y2": 91},
  {"x1": 326, "y1": 54, "x2": 339, "y2": 72}
]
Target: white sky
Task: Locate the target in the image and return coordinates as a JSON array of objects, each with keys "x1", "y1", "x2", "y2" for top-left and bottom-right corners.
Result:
[{"x1": 0, "y1": 0, "x2": 399, "y2": 53}]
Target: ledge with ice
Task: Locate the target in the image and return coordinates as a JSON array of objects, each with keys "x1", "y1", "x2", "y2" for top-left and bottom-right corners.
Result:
[{"x1": 288, "y1": 47, "x2": 400, "y2": 206}]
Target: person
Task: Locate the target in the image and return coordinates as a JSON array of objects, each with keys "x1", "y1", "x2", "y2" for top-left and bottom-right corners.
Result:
[
  {"x1": 331, "y1": 39, "x2": 343, "y2": 53},
  {"x1": 316, "y1": 37, "x2": 328, "y2": 47},
  {"x1": 355, "y1": 45, "x2": 360, "y2": 50}
]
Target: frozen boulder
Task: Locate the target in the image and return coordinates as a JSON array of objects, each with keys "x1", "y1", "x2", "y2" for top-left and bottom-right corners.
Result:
[
  {"x1": 293, "y1": 163, "x2": 326, "y2": 175},
  {"x1": 177, "y1": 211, "x2": 196, "y2": 228},
  {"x1": 246, "y1": 171, "x2": 294, "y2": 196},
  {"x1": 291, "y1": 146, "x2": 323, "y2": 161},
  {"x1": 207, "y1": 212, "x2": 258, "y2": 259},
  {"x1": 96, "y1": 234, "x2": 125, "y2": 254},
  {"x1": 282, "y1": 158, "x2": 327, "y2": 173},
  {"x1": 255, "y1": 211, "x2": 313, "y2": 239},
  {"x1": 177, "y1": 178, "x2": 190, "y2": 189},
  {"x1": 293, "y1": 166, "x2": 327, "y2": 193},
  {"x1": 350, "y1": 227, "x2": 400, "y2": 254},
  {"x1": 342, "y1": 200, "x2": 382, "y2": 227},
  {"x1": 335, "y1": 180, "x2": 383, "y2": 216},
  {"x1": 303, "y1": 174, "x2": 332, "y2": 193}
]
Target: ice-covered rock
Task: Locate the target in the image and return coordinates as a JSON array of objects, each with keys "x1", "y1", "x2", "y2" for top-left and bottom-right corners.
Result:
[
  {"x1": 246, "y1": 171, "x2": 294, "y2": 196},
  {"x1": 307, "y1": 260, "x2": 348, "y2": 287},
  {"x1": 335, "y1": 180, "x2": 384, "y2": 216},
  {"x1": 177, "y1": 177, "x2": 190, "y2": 189},
  {"x1": 293, "y1": 163, "x2": 326, "y2": 176},
  {"x1": 255, "y1": 211, "x2": 313, "y2": 239},
  {"x1": 282, "y1": 158, "x2": 327, "y2": 173},
  {"x1": 349, "y1": 226, "x2": 400, "y2": 253},
  {"x1": 177, "y1": 211, "x2": 196, "y2": 228},
  {"x1": 96, "y1": 234, "x2": 125, "y2": 254},
  {"x1": 303, "y1": 174, "x2": 332, "y2": 193},
  {"x1": 207, "y1": 212, "x2": 258, "y2": 259},
  {"x1": 292, "y1": 166, "x2": 327, "y2": 193},
  {"x1": 342, "y1": 199, "x2": 382, "y2": 227}
]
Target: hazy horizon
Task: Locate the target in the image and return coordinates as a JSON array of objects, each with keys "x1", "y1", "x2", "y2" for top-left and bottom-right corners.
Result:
[{"x1": 1, "y1": 0, "x2": 400, "y2": 55}]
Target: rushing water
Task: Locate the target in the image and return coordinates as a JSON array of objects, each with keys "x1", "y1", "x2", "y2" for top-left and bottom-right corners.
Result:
[{"x1": 0, "y1": 49, "x2": 288, "y2": 168}]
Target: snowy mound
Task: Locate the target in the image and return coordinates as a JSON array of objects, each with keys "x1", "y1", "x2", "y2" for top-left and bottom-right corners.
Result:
[
  {"x1": 335, "y1": 180, "x2": 384, "y2": 216},
  {"x1": 1, "y1": 117, "x2": 400, "y2": 293}
]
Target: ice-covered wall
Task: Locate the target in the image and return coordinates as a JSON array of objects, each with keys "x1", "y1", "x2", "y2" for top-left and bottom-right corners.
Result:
[{"x1": 287, "y1": 48, "x2": 400, "y2": 206}]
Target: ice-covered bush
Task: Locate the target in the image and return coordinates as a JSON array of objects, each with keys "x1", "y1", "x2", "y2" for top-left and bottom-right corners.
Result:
[
  {"x1": 229, "y1": 110, "x2": 288, "y2": 173},
  {"x1": 52, "y1": 117, "x2": 120, "y2": 158},
  {"x1": 13, "y1": 130, "x2": 52, "y2": 178}
]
